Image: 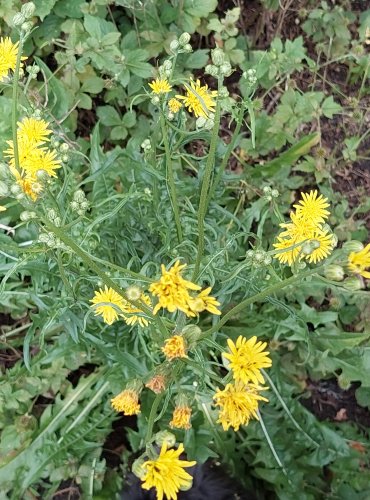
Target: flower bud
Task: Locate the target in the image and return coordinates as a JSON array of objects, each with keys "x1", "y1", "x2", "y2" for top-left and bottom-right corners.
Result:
[
  {"x1": 80, "y1": 200, "x2": 89, "y2": 210},
  {"x1": 271, "y1": 189, "x2": 279, "y2": 198},
  {"x1": 0, "y1": 181, "x2": 9, "y2": 197},
  {"x1": 38, "y1": 233, "x2": 49, "y2": 243},
  {"x1": 167, "y1": 111, "x2": 174, "y2": 121},
  {"x1": 10, "y1": 184, "x2": 22, "y2": 195},
  {"x1": 132, "y1": 457, "x2": 146, "y2": 479},
  {"x1": 151, "y1": 96, "x2": 160, "y2": 105},
  {"x1": 155, "y1": 430, "x2": 176, "y2": 448},
  {"x1": 324, "y1": 264, "x2": 344, "y2": 282},
  {"x1": 343, "y1": 276, "x2": 363, "y2": 291},
  {"x1": 60, "y1": 143, "x2": 69, "y2": 153},
  {"x1": 21, "y1": 2, "x2": 36, "y2": 18},
  {"x1": 211, "y1": 48, "x2": 225, "y2": 66},
  {"x1": 162, "y1": 59, "x2": 172, "y2": 71},
  {"x1": 62, "y1": 154, "x2": 69, "y2": 163},
  {"x1": 196, "y1": 116, "x2": 207, "y2": 128},
  {"x1": 169, "y1": 40, "x2": 179, "y2": 52},
  {"x1": 220, "y1": 62, "x2": 232, "y2": 77},
  {"x1": 218, "y1": 86, "x2": 229, "y2": 98},
  {"x1": 342, "y1": 240, "x2": 364, "y2": 254},
  {"x1": 183, "y1": 43, "x2": 192, "y2": 53},
  {"x1": 13, "y1": 13, "x2": 25, "y2": 26},
  {"x1": 48, "y1": 209, "x2": 58, "y2": 220},
  {"x1": 70, "y1": 201, "x2": 79, "y2": 211},
  {"x1": 73, "y1": 190, "x2": 86, "y2": 203},
  {"x1": 337, "y1": 374, "x2": 351, "y2": 391},
  {"x1": 36, "y1": 169, "x2": 48, "y2": 181},
  {"x1": 20, "y1": 211, "x2": 31, "y2": 221},
  {"x1": 205, "y1": 64, "x2": 219, "y2": 77},
  {"x1": 179, "y1": 32, "x2": 191, "y2": 45},
  {"x1": 181, "y1": 325, "x2": 202, "y2": 345},
  {"x1": 21, "y1": 21, "x2": 33, "y2": 33},
  {"x1": 126, "y1": 285, "x2": 142, "y2": 301}
]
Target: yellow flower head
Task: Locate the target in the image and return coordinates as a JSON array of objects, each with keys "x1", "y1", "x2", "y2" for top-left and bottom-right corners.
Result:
[
  {"x1": 170, "y1": 404, "x2": 192, "y2": 430},
  {"x1": 149, "y1": 261, "x2": 200, "y2": 315},
  {"x1": 0, "y1": 37, "x2": 24, "y2": 81},
  {"x1": 168, "y1": 98, "x2": 182, "y2": 113},
  {"x1": 145, "y1": 374, "x2": 167, "y2": 394},
  {"x1": 17, "y1": 117, "x2": 52, "y2": 145},
  {"x1": 273, "y1": 235, "x2": 302, "y2": 266},
  {"x1": 187, "y1": 287, "x2": 221, "y2": 316},
  {"x1": 25, "y1": 147, "x2": 61, "y2": 178},
  {"x1": 293, "y1": 190, "x2": 330, "y2": 225},
  {"x1": 121, "y1": 293, "x2": 152, "y2": 327},
  {"x1": 304, "y1": 227, "x2": 336, "y2": 264},
  {"x1": 214, "y1": 381, "x2": 268, "y2": 431},
  {"x1": 141, "y1": 443, "x2": 196, "y2": 500},
  {"x1": 348, "y1": 243, "x2": 370, "y2": 279},
  {"x1": 162, "y1": 335, "x2": 187, "y2": 360},
  {"x1": 90, "y1": 286, "x2": 126, "y2": 325},
  {"x1": 223, "y1": 335, "x2": 272, "y2": 385},
  {"x1": 176, "y1": 79, "x2": 218, "y2": 118},
  {"x1": 148, "y1": 78, "x2": 172, "y2": 94},
  {"x1": 111, "y1": 388, "x2": 141, "y2": 415}
]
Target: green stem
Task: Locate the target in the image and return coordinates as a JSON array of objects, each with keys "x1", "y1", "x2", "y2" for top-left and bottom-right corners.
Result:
[
  {"x1": 11, "y1": 33, "x2": 25, "y2": 171},
  {"x1": 145, "y1": 393, "x2": 163, "y2": 443},
  {"x1": 192, "y1": 83, "x2": 223, "y2": 281},
  {"x1": 199, "y1": 266, "x2": 325, "y2": 339},
  {"x1": 40, "y1": 218, "x2": 168, "y2": 338},
  {"x1": 206, "y1": 104, "x2": 245, "y2": 206},
  {"x1": 160, "y1": 113, "x2": 183, "y2": 243}
]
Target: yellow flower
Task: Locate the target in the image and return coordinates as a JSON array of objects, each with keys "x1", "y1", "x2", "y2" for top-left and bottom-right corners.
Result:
[
  {"x1": 0, "y1": 205, "x2": 6, "y2": 212},
  {"x1": 17, "y1": 117, "x2": 52, "y2": 145},
  {"x1": 90, "y1": 286, "x2": 126, "y2": 325},
  {"x1": 187, "y1": 287, "x2": 221, "y2": 316},
  {"x1": 0, "y1": 37, "x2": 23, "y2": 81},
  {"x1": 304, "y1": 227, "x2": 336, "y2": 264},
  {"x1": 141, "y1": 443, "x2": 196, "y2": 500},
  {"x1": 168, "y1": 98, "x2": 182, "y2": 113},
  {"x1": 25, "y1": 147, "x2": 61, "y2": 177},
  {"x1": 121, "y1": 293, "x2": 152, "y2": 327},
  {"x1": 176, "y1": 79, "x2": 217, "y2": 118},
  {"x1": 4, "y1": 138, "x2": 39, "y2": 170},
  {"x1": 293, "y1": 190, "x2": 330, "y2": 225},
  {"x1": 170, "y1": 405, "x2": 192, "y2": 430},
  {"x1": 223, "y1": 335, "x2": 272, "y2": 385},
  {"x1": 348, "y1": 243, "x2": 370, "y2": 278},
  {"x1": 162, "y1": 335, "x2": 187, "y2": 360},
  {"x1": 111, "y1": 389, "x2": 141, "y2": 415},
  {"x1": 213, "y1": 381, "x2": 268, "y2": 431},
  {"x1": 148, "y1": 78, "x2": 172, "y2": 94},
  {"x1": 273, "y1": 235, "x2": 302, "y2": 265},
  {"x1": 149, "y1": 261, "x2": 200, "y2": 315}
]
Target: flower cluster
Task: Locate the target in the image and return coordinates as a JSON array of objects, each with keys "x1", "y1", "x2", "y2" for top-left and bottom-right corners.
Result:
[
  {"x1": 213, "y1": 335, "x2": 272, "y2": 431},
  {"x1": 90, "y1": 285, "x2": 151, "y2": 327},
  {"x1": 149, "y1": 260, "x2": 221, "y2": 317},
  {"x1": 273, "y1": 190, "x2": 336, "y2": 265},
  {"x1": 4, "y1": 117, "x2": 61, "y2": 200}
]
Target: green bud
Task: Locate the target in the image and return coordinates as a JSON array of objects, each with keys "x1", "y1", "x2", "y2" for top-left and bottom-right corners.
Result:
[
  {"x1": 151, "y1": 96, "x2": 160, "y2": 105},
  {"x1": 218, "y1": 86, "x2": 229, "y2": 98},
  {"x1": 162, "y1": 60, "x2": 172, "y2": 71},
  {"x1": 13, "y1": 13, "x2": 25, "y2": 26},
  {"x1": 73, "y1": 190, "x2": 86, "y2": 203},
  {"x1": 0, "y1": 181, "x2": 9, "y2": 197},
  {"x1": 155, "y1": 430, "x2": 176, "y2": 448},
  {"x1": 211, "y1": 48, "x2": 225, "y2": 66},
  {"x1": 21, "y1": 21, "x2": 33, "y2": 33},
  {"x1": 181, "y1": 325, "x2": 202, "y2": 344},
  {"x1": 48, "y1": 209, "x2": 58, "y2": 220},
  {"x1": 179, "y1": 32, "x2": 191, "y2": 45},
  {"x1": 53, "y1": 217, "x2": 61, "y2": 227},
  {"x1": 342, "y1": 240, "x2": 364, "y2": 254},
  {"x1": 324, "y1": 264, "x2": 344, "y2": 282},
  {"x1": 70, "y1": 201, "x2": 79, "y2": 211},
  {"x1": 343, "y1": 276, "x2": 363, "y2": 291},
  {"x1": 220, "y1": 62, "x2": 232, "y2": 77},
  {"x1": 20, "y1": 211, "x2": 32, "y2": 222},
  {"x1": 60, "y1": 143, "x2": 69, "y2": 153},
  {"x1": 170, "y1": 40, "x2": 179, "y2": 52},
  {"x1": 271, "y1": 189, "x2": 279, "y2": 198},
  {"x1": 183, "y1": 43, "x2": 192, "y2": 53},
  {"x1": 10, "y1": 184, "x2": 22, "y2": 195},
  {"x1": 205, "y1": 64, "x2": 219, "y2": 77},
  {"x1": 21, "y1": 2, "x2": 36, "y2": 18},
  {"x1": 38, "y1": 233, "x2": 49, "y2": 243},
  {"x1": 132, "y1": 457, "x2": 146, "y2": 479},
  {"x1": 80, "y1": 200, "x2": 89, "y2": 210},
  {"x1": 337, "y1": 374, "x2": 351, "y2": 391}
]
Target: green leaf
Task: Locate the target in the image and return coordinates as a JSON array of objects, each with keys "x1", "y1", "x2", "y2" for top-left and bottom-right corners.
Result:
[
  {"x1": 321, "y1": 96, "x2": 342, "y2": 118},
  {"x1": 184, "y1": 49, "x2": 210, "y2": 69},
  {"x1": 33, "y1": 0, "x2": 57, "y2": 21},
  {"x1": 184, "y1": 0, "x2": 217, "y2": 17},
  {"x1": 96, "y1": 106, "x2": 121, "y2": 126},
  {"x1": 81, "y1": 76, "x2": 104, "y2": 94}
]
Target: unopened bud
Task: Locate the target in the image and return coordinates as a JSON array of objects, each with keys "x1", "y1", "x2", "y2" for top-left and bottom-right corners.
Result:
[
  {"x1": 132, "y1": 457, "x2": 146, "y2": 479},
  {"x1": 179, "y1": 32, "x2": 191, "y2": 45},
  {"x1": 342, "y1": 240, "x2": 364, "y2": 254},
  {"x1": 60, "y1": 143, "x2": 69, "y2": 152},
  {"x1": 343, "y1": 276, "x2": 363, "y2": 291},
  {"x1": 151, "y1": 96, "x2": 160, "y2": 105},
  {"x1": 13, "y1": 13, "x2": 25, "y2": 26},
  {"x1": 73, "y1": 190, "x2": 86, "y2": 203},
  {"x1": 21, "y1": 21, "x2": 33, "y2": 33},
  {"x1": 324, "y1": 264, "x2": 344, "y2": 282},
  {"x1": 211, "y1": 48, "x2": 225, "y2": 66},
  {"x1": 337, "y1": 374, "x2": 351, "y2": 391},
  {"x1": 170, "y1": 40, "x2": 179, "y2": 52},
  {"x1": 0, "y1": 181, "x2": 9, "y2": 196},
  {"x1": 126, "y1": 285, "x2": 142, "y2": 301},
  {"x1": 220, "y1": 62, "x2": 232, "y2": 77},
  {"x1": 155, "y1": 430, "x2": 176, "y2": 448},
  {"x1": 183, "y1": 43, "x2": 192, "y2": 53},
  {"x1": 21, "y1": 2, "x2": 36, "y2": 18}
]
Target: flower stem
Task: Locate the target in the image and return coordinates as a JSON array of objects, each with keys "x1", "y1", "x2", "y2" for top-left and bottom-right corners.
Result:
[
  {"x1": 199, "y1": 266, "x2": 325, "y2": 339},
  {"x1": 11, "y1": 33, "x2": 25, "y2": 172},
  {"x1": 160, "y1": 113, "x2": 183, "y2": 243},
  {"x1": 145, "y1": 393, "x2": 164, "y2": 443},
  {"x1": 192, "y1": 85, "x2": 223, "y2": 281},
  {"x1": 206, "y1": 103, "x2": 245, "y2": 206}
]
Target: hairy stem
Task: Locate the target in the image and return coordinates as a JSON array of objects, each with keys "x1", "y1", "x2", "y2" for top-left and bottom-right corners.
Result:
[
  {"x1": 145, "y1": 393, "x2": 164, "y2": 443},
  {"x1": 192, "y1": 84, "x2": 223, "y2": 280},
  {"x1": 160, "y1": 113, "x2": 183, "y2": 243}
]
